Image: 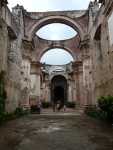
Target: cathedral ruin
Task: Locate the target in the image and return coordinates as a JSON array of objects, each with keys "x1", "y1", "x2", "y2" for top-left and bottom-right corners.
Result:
[{"x1": 0, "y1": 0, "x2": 113, "y2": 112}]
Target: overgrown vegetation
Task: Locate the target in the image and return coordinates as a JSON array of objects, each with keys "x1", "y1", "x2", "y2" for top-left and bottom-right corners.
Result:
[
  {"x1": 42, "y1": 101, "x2": 51, "y2": 108},
  {"x1": 0, "y1": 71, "x2": 7, "y2": 124},
  {"x1": 30, "y1": 105, "x2": 41, "y2": 113},
  {"x1": 85, "y1": 95, "x2": 113, "y2": 122},
  {"x1": 0, "y1": 107, "x2": 28, "y2": 125},
  {"x1": 0, "y1": 71, "x2": 28, "y2": 124},
  {"x1": 0, "y1": 71, "x2": 6, "y2": 114},
  {"x1": 98, "y1": 95, "x2": 113, "y2": 121}
]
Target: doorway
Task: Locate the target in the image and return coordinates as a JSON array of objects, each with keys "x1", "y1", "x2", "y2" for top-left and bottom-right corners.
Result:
[{"x1": 51, "y1": 75, "x2": 67, "y2": 105}]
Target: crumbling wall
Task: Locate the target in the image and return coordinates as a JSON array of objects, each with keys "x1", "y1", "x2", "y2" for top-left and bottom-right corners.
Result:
[{"x1": 89, "y1": 0, "x2": 113, "y2": 104}]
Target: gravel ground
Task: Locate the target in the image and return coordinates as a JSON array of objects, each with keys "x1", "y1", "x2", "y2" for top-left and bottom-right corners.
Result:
[{"x1": 0, "y1": 112, "x2": 113, "y2": 150}]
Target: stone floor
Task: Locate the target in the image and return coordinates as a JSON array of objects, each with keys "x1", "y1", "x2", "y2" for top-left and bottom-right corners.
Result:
[{"x1": 0, "y1": 110, "x2": 113, "y2": 150}]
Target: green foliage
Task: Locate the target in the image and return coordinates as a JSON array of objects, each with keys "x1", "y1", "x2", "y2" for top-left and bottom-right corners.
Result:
[
  {"x1": 66, "y1": 101, "x2": 76, "y2": 108},
  {"x1": 98, "y1": 95, "x2": 113, "y2": 121},
  {"x1": 0, "y1": 71, "x2": 7, "y2": 114},
  {"x1": 0, "y1": 112, "x2": 16, "y2": 125},
  {"x1": 42, "y1": 102, "x2": 51, "y2": 108},
  {"x1": 85, "y1": 96, "x2": 113, "y2": 122},
  {"x1": 14, "y1": 107, "x2": 25, "y2": 117},
  {"x1": 85, "y1": 105, "x2": 107, "y2": 120},
  {"x1": 0, "y1": 107, "x2": 28, "y2": 125},
  {"x1": 30, "y1": 105, "x2": 41, "y2": 114}
]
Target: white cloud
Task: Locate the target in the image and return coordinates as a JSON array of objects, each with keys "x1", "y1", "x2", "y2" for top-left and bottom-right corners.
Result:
[{"x1": 8, "y1": 0, "x2": 91, "y2": 12}]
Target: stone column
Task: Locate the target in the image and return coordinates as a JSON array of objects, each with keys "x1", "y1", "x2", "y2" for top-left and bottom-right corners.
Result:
[
  {"x1": 0, "y1": 20, "x2": 8, "y2": 73},
  {"x1": 80, "y1": 36, "x2": 94, "y2": 106},
  {"x1": 46, "y1": 81, "x2": 51, "y2": 102},
  {"x1": 0, "y1": 4, "x2": 25, "y2": 112},
  {"x1": 20, "y1": 57, "x2": 31, "y2": 108},
  {"x1": 68, "y1": 80, "x2": 73, "y2": 102},
  {"x1": 0, "y1": 0, "x2": 8, "y2": 72},
  {"x1": 72, "y1": 61, "x2": 83, "y2": 106},
  {"x1": 30, "y1": 62, "x2": 42, "y2": 105}
]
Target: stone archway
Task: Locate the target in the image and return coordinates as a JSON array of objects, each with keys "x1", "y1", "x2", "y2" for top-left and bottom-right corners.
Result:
[
  {"x1": 23, "y1": 10, "x2": 87, "y2": 63},
  {"x1": 51, "y1": 75, "x2": 67, "y2": 105},
  {"x1": 26, "y1": 15, "x2": 86, "y2": 41}
]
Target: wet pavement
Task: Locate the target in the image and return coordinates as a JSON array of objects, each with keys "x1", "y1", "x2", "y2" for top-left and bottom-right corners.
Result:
[{"x1": 0, "y1": 111, "x2": 113, "y2": 150}]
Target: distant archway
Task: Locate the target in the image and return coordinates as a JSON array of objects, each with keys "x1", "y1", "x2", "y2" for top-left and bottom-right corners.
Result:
[
  {"x1": 40, "y1": 48, "x2": 74, "y2": 65},
  {"x1": 51, "y1": 75, "x2": 67, "y2": 104}
]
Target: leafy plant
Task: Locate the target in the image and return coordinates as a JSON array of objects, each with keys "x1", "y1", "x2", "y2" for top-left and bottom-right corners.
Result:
[
  {"x1": 84, "y1": 105, "x2": 106, "y2": 120},
  {"x1": 0, "y1": 71, "x2": 7, "y2": 114},
  {"x1": 42, "y1": 102, "x2": 51, "y2": 108},
  {"x1": 98, "y1": 95, "x2": 113, "y2": 121},
  {"x1": 14, "y1": 107, "x2": 25, "y2": 117},
  {"x1": 30, "y1": 105, "x2": 41, "y2": 114}
]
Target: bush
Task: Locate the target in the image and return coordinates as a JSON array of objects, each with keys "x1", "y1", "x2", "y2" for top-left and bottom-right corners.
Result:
[
  {"x1": 0, "y1": 107, "x2": 28, "y2": 125},
  {"x1": 84, "y1": 105, "x2": 106, "y2": 120},
  {"x1": 66, "y1": 102, "x2": 76, "y2": 108},
  {"x1": 0, "y1": 112, "x2": 16, "y2": 125},
  {"x1": 30, "y1": 105, "x2": 41, "y2": 114},
  {"x1": 14, "y1": 107, "x2": 25, "y2": 117},
  {"x1": 98, "y1": 95, "x2": 113, "y2": 121},
  {"x1": 0, "y1": 71, "x2": 7, "y2": 114},
  {"x1": 42, "y1": 102, "x2": 51, "y2": 108}
]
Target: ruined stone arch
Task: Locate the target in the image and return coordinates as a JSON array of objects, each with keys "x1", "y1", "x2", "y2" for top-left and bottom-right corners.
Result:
[
  {"x1": 38, "y1": 46, "x2": 76, "y2": 62},
  {"x1": 28, "y1": 15, "x2": 85, "y2": 41},
  {"x1": 50, "y1": 73, "x2": 68, "y2": 81}
]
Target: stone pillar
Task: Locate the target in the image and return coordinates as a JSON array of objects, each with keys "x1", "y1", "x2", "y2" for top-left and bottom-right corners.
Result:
[
  {"x1": 5, "y1": 6, "x2": 25, "y2": 112},
  {"x1": 68, "y1": 80, "x2": 73, "y2": 102},
  {"x1": 72, "y1": 61, "x2": 83, "y2": 106},
  {"x1": 46, "y1": 81, "x2": 51, "y2": 102},
  {"x1": 0, "y1": 19, "x2": 8, "y2": 73},
  {"x1": 20, "y1": 57, "x2": 31, "y2": 108},
  {"x1": 30, "y1": 62, "x2": 42, "y2": 105},
  {"x1": 72, "y1": 78, "x2": 77, "y2": 103},
  {"x1": 80, "y1": 36, "x2": 94, "y2": 106},
  {"x1": 0, "y1": 0, "x2": 8, "y2": 72}
]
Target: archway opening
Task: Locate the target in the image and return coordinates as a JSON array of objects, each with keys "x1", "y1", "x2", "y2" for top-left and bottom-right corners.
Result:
[
  {"x1": 54, "y1": 86, "x2": 64, "y2": 102},
  {"x1": 36, "y1": 23, "x2": 77, "y2": 41},
  {"x1": 51, "y1": 75, "x2": 67, "y2": 105},
  {"x1": 40, "y1": 48, "x2": 74, "y2": 65}
]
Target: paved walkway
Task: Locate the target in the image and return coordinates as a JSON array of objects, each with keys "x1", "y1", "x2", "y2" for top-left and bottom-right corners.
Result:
[{"x1": 0, "y1": 110, "x2": 113, "y2": 150}]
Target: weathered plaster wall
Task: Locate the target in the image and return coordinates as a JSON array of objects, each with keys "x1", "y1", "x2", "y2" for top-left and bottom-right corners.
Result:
[
  {"x1": 0, "y1": 19, "x2": 8, "y2": 72},
  {"x1": 108, "y1": 12, "x2": 113, "y2": 46},
  {"x1": 1, "y1": 4, "x2": 24, "y2": 112},
  {"x1": 88, "y1": 0, "x2": 113, "y2": 104}
]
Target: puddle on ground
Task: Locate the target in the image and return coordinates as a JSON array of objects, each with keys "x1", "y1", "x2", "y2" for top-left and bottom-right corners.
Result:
[
  {"x1": 38, "y1": 126, "x2": 61, "y2": 133},
  {"x1": 37, "y1": 122, "x2": 66, "y2": 133}
]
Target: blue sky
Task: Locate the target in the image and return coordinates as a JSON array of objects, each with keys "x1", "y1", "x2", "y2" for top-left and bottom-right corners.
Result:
[{"x1": 8, "y1": 0, "x2": 91, "y2": 65}]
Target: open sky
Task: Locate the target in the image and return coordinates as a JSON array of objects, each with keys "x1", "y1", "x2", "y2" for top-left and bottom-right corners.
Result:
[
  {"x1": 8, "y1": 0, "x2": 91, "y2": 12},
  {"x1": 8, "y1": 0, "x2": 91, "y2": 65}
]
